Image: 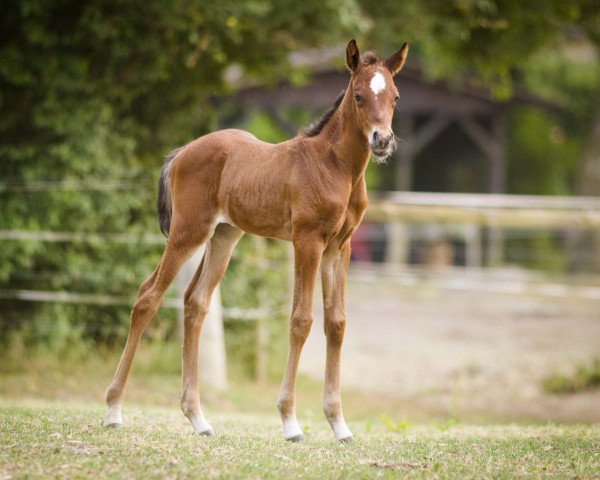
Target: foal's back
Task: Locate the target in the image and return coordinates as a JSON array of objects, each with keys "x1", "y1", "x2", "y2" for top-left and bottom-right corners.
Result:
[{"x1": 170, "y1": 128, "x2": 320, "y2": 240}]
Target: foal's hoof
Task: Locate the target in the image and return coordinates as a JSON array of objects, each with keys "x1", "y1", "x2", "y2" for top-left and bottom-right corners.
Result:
[
  {"x1": 286, "y1": 434, "x2": 304, "y2": 443},
  {"x1": 103, "y1": 421, "x2": 122, "y2": 429},
  {"x1": 197, "y1": 428, "x2": 214, "y2": 437},
  {"x1": 338, "y1": 435, "x2": 353, "y2": 443}
]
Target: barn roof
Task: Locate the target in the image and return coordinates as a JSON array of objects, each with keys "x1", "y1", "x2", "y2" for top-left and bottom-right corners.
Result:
[{"x1": 229, "y1": 54, "x2": 562, "y2": 116}]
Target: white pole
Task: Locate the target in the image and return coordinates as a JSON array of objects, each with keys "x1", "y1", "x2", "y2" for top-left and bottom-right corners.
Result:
[{"x1": 177, "y1": 246, "x2": 227, "y2": 391}]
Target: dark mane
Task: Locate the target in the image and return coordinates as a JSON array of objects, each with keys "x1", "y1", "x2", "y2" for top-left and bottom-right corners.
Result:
[{"x1": 301, "y1": 90, "x2": 346, "y2": 137}]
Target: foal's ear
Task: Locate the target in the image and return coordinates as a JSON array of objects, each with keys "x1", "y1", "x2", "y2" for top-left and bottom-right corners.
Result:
[
  {"x1": 384, "y1": 42, "x2": 409, "y2": 76},
  {"x1": 346, "y1": 39, "x2": 362, "y2": 73}
]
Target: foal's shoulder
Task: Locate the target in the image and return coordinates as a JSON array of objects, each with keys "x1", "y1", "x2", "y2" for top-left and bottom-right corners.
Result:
[
  {"x1": 218, "y1": 129, "x2": 286, "y2": 150},
  {"x1": 211, "y1": 128, "x2": 258, "y2": 142}
]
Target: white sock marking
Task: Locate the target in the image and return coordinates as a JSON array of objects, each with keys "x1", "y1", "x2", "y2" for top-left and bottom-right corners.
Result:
[
  {"x1": 189, "y1": 412, "x2": 213, "y2": 434},
  {"x1": 330, "y1": 417, "x2": 353, "y2": 441},
  {"x1": 103, "y1": 404, "x2": 123, "y2": 426},
  {"x1": 282, "y1": 415, "x2": 303, "y2": 439},
  {"x1": 370, "y1": 71, "x2": 386, "y2": 95}
]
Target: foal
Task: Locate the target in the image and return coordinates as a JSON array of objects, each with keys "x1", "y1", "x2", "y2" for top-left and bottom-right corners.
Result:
[{"x1": 104, "y1": 39, "x2": 408, "y2": 442}]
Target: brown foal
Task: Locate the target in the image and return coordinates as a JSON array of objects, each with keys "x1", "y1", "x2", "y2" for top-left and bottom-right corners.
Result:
[{"x1": 103, "y1": 39, "x2": 408, "y2": 442}]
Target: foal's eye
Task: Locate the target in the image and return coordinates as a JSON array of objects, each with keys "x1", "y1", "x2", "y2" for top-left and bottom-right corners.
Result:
[
  {"x1": 393, "y1": 94, "x2": 400, "y2": 103},
  {"x1": 354, "y1": 94, "x2": 363, "y2": 105}
]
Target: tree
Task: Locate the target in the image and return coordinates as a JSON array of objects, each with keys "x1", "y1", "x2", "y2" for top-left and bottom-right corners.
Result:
[
  {"x1": 360, "y1": 0, "x2": 600, "y2": 189},
  {"x1": 3, "y1": 0, "x2": 600, "y2": 346},
  {"x1": 0, "y1": 0, "x2": 362, "y2": 344}
]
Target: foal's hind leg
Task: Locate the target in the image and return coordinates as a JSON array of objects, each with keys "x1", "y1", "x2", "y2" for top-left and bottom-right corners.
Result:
[
  {"x1": 103, "y1": 226, "x2": 213, "y2": 428},
  {"x1": 180, "y1": 224, "x2": 243, "y2": 435},
  {"x1": 320, "y1": 242, "x2": 353, "y2": 442}
]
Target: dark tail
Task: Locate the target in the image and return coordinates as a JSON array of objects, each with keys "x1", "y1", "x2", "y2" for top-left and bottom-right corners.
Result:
[{"x1": 157, "y1": 147, "x2": 182, "y2": 237}]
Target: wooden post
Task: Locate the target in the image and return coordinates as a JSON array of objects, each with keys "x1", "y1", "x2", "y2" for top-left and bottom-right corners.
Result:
[
  {"x1": 387, "y1": 112, "x2": 414, "y2": 267},
  {"x1": 385, "y1": 223, "x2": 410, "y2": 266},
  {"x1": 464, "y1": 224, "x2": 482, "y2": 269},
  {"x1": 457, "y1": 113, "x2": 507, "y2": 266},
  {"x1": 389, "y1": 112, "x2": 453, "y2": 267},
  {"x1": 177, "y1": 246, "x2": 227, "y2": 391},
  {"x1": 488, "y1": 111, "x2": 506, "y2": 266}
]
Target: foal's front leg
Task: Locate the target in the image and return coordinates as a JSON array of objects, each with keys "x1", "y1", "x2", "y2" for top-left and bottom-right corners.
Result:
[
  {"x1": 277, "y1": 234, "x2": 324, "y2": 441},
  {"x1": 321, "y1": 242, "x2": 353, "y2": 442}
]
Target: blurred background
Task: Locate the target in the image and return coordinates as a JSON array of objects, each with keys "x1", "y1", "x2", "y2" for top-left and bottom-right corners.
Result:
[{"x1": 1, "y1": 0, "x2": 599, "y2": 425}]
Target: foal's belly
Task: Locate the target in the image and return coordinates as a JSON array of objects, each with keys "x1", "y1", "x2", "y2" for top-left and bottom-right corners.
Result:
[
  {"x1": 221, "y1": 203, "x2": 292, "y2": 241},
  {"x1": 218, "y1": 166, "x2": 293, "y2": 241}
]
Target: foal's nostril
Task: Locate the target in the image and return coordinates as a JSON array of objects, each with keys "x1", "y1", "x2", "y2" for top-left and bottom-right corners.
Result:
[{"x1": 370, "y1": 131, "x2": 396, "y2": 156}]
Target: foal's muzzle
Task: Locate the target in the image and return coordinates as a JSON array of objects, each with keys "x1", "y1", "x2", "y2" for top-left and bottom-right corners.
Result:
[{"x1": 369, "y1": 131, "x2": 397, "y2": 162}]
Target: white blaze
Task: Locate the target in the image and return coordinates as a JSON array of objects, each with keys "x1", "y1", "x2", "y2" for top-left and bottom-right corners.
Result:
[{"x1": 369, "y1": 71, "x2": 386, "y2": 95}]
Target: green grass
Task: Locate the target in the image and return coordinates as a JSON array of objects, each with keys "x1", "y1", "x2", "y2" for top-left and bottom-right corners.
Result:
[
  {"x1": 1, "y1": 401, "x2": 599, "y2": 479},
  {"x1": 543, "y1": 357, "x2": 600, "y2": 394},
  {"x1": 1, "y1": 343, "x2": 599, "y2": 478},
  {"x1": 0, "y1": 340, "x2": 463, "y2": 424}
]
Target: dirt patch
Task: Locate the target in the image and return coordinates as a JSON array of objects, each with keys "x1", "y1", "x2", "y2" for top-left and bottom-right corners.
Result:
[{"x1": 300, "y1": 269, "x2": 600, "y2": 422}]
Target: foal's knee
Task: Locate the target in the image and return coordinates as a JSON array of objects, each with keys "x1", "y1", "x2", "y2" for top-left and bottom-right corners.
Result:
[
  {"x1": 131, "y1": 291, "x2": 161, "y2": 324},
  {"x1": 324, "y1": 314, "x2": 346, "y2": 345},
  {"x1": 183, "y1": 295, "x2": 210, "y2": 327},
  {"x1": 290, "y1": 312, "x2": 312, "y2": 344}
]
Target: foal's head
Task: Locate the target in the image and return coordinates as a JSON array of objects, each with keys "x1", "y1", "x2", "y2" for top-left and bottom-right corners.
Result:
[{"x1": 345, "y1": 39, "x2": 408, "y2": 162}]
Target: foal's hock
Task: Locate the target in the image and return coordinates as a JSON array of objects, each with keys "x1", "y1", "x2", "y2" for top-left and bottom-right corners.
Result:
[{"x1": 104, "y1": 39, "x2": 408, "y2": 442}]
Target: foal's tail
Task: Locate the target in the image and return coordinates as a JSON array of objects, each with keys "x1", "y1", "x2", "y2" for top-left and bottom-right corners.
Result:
[{"x1": 157, "y1": 147, "x2": 182, "y2": 237}]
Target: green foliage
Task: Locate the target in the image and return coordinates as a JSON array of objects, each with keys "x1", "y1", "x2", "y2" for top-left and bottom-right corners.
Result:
[
  {"x1": 507, "y1": 108, "x2": 581, "y2": 195},
  {"x1": 362, "y1": 0, "x2": 600, "y2": 99},
  {"x1": 543, "y1": 358, "x2": 600, "y2": 394},
  {"x1": 242, "y1": 112, "x2": 289, "y2": 144},
  {"x1": 504, "y1": 234, "x2": 566, "y2": 272},
  {"x1": 1, "y1": 319, "x2": 95, "y2": 375},
  {"x1": 378, "y1": 414, "x2": 412, "y2": 432},
  {"x1": 3, "y1": 0, "x2": 600, "y2": 356},
  {"x1": 0, "y1": 0, "x2": 359, "y2": 346}
]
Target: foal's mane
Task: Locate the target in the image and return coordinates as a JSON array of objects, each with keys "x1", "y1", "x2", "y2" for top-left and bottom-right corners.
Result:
[
  {"x1": 301, "y1": 90, "x2": 346, "y2": 138},
  {"x1": 301, "y1": 52, "x2": 380, "y2": 138}
]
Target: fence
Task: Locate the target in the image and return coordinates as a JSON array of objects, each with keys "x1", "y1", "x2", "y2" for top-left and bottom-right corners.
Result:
[
  {"x1": 0, "y1": 229, "x2": 288, "y2": 387},
  {"x1": 2, "y1": 191, "x2": 600, "y2": 386},
  {"x1": 358, "y1": 191, "x2": 600, "y2": 300}
]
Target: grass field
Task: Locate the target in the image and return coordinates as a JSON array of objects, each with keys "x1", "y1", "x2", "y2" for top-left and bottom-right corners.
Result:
[
  {"x1": 1, "y1": 401, "x2": 599, "y2": 479},
  {"x1": 1, "y1": 344, "x2": 599, "y2": 478}
]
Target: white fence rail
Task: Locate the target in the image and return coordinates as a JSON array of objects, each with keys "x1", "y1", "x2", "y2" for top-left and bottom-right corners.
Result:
[
  {"x1": 366, "y1": 192, "x2": 600, "y2": 228},
  {"x1": 365, "y1": 192, "x2": 600, "y2": 269},
  {"x1": 2, "y1": 192, "x2": 599, "y2": 385}
]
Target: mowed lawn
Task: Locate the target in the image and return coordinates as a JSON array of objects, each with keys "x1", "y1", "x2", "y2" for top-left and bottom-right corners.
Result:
[{"x1": 1, "y1": 401, "x2": 599, "y2": 479}]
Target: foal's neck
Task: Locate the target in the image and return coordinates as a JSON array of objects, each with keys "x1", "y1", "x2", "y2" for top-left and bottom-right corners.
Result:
[{"x1": 321, "y1": 90, "x2": 370, "y2": 182}]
